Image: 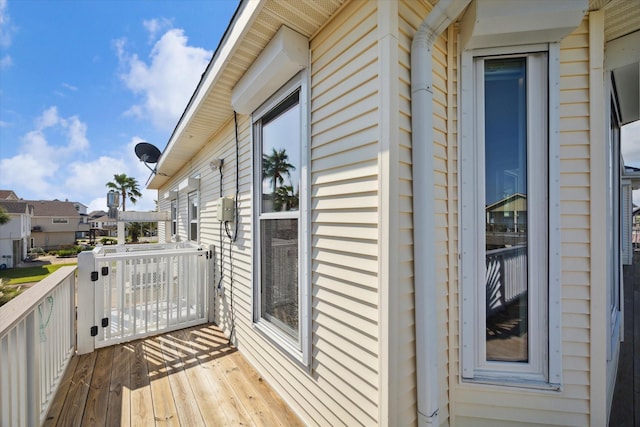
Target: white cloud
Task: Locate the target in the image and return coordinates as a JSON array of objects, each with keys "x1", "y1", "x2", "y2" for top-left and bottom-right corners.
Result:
[
  {"x1": 0, "y1": 0, "x2": 14, "y2": 48},
  {"x1": 0, "y1": 54, "x2": 12, "y2": 69},
  {"x1": 62, "y1": 82, "x2": 78, "y2": 91},
  {"x1": 117, "y1": 28, "x2": 211, "y2": 131},
  {"x1": 0, "y1": 112, "x2": 159, "y2": 213},
  {"x1": 143, "y1": 18, "x2": 172, "y2": 44}
]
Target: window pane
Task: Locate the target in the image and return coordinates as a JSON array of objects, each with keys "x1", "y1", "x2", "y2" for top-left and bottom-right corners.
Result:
[
  {"x1": 188, "y1": 194, "x2": 198, "y2": 241},
  {"x1": 171, "y1": 201, "x2": 177, "y2": 235},
  {"x1": 261, "y1": 92, "x2": 300, "y2": 214},
  {"x1": 484, "y1": 57, "x2": 528, "y2": 363},
  {"x1": 260, "y1": 218, "x2": 298, "y2": 339},
  {"x1": 190, "y1": 223, "x2": 197, "y2": 241}
]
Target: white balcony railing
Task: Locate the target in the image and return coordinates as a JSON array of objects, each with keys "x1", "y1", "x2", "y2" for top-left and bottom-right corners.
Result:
[
  {"x1": 77, "y1": 242, "x2": 212, "y2": 354},
  {"x1": 0, "y1": 266, "x2": 76, "y2": 427},
  {"x1": 486, "y1": 245, "x2": 528, "y2": 315}
]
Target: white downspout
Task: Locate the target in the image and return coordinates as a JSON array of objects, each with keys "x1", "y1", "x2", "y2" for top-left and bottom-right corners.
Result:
[{"x1": 411, "y1": 1, "x2": 471, "y2": 425}]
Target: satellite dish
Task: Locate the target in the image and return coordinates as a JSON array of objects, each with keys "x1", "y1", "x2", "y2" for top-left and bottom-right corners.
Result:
[
  {"x1": 135, "y1": 142, "x2": 161, "y2": 165},
  {"x1": 135, "y1": 142, "x2": 163, "y2": 185}
]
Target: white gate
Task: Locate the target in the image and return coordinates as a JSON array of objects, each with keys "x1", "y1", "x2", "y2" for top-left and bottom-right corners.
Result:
[{"x1": 77, "y1": 243, "x2": 212, "y2": 353}]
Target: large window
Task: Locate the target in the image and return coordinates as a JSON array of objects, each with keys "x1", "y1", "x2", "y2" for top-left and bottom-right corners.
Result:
[
  {"x1": 460, "y1": 47, "x2": 557, "y2": 384},
  {"x1": 253, "y1": 72, "x2": 308, "y2": 361}
]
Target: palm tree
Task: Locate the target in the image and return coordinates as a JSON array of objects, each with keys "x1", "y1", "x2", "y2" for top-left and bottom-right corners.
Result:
[
  {"x1": 262, "y1": 148, "x2": 295, "y2": 194},
  {"x1": 106, "y1": 173, "x2": 142, "y2": 212},
  {"x1": 0, "y1": 207, "x2": 9, "y2": 225}
]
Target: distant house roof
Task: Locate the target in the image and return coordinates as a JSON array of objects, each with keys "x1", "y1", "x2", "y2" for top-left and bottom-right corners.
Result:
[
  {"x1": 0, "y1": 190, "x2": 19, "y2": 200},
  {"x1": 89, "y1": 210, "x2": 108, "y2": 219},
  {"x1": 26, "y1": 200, "x2": 81, "y2": 217},
  {"x1": 0, "y1": 200, "x2": 33, "y2": 214},
  {"x1": 486, "y1": 193, "x2": 527, "y2": 212}
]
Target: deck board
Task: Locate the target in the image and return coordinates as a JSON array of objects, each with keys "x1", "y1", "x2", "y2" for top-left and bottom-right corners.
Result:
[
  {"x1": 46, "y1": 324, "x2": 303, "y2": 426},
  {"x1": 81, "y1": 346, "x2": 113, "y2": 425}
]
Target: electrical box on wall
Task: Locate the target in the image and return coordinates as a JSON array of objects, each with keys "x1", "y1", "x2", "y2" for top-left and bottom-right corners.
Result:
[{"x1": 217, "y1": 196, "x2": 235, "y2": 222}]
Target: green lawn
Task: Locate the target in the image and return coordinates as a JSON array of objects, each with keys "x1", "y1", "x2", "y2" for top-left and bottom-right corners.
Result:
[{"x1": 0, "y1": 263, "x2": 77, "y2": 285}]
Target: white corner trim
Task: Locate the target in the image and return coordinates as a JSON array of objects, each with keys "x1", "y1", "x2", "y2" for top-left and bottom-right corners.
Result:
[{"x1": 231, "y1": 25, "x2": 309, "y2": 115}]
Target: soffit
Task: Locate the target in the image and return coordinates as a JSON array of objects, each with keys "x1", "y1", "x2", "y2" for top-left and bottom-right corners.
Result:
[
  {"x1": 149, "y1": 0, "x2": 345, "y2": 189},
  {"x1": 603, "y1": 0, "x2": 640, "y2": 42}
]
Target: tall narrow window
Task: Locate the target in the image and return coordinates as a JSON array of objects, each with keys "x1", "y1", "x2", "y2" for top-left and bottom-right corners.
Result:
[
  {"x1": 188, "y1": 192, "x2": 198, "y2": 242},
  {"x1": 461, "y1": 49, "x2": 550, "y2": 383},
  {"x1": 253, "y1": 72, "x2": 308, "y2": 361},
  {"x1": 171, "y1": 199, "x2": 177, "y2": 237}
]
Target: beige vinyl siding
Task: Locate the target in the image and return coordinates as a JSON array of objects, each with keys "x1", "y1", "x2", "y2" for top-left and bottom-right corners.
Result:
[
  {"x1": 309, "y1": 0, "x2": 381, "y2": 424},
  {"x1": 453, "y1": 17, "x2": 592, "y2": 427}
]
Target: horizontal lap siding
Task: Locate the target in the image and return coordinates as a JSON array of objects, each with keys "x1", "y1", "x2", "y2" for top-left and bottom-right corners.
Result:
[
  {"x1": 309, "y1": 0, "x2": 381, "y2": 425},
  {"x1": 455, "y1": 18, "x2": 591, "y2": 427}
]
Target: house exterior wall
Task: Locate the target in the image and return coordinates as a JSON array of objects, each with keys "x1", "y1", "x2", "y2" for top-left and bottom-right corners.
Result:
[
  {"x1": 31, "y1": 217, "x2": 82, "y2": 250},
  {"x1": 153, "y1": 1, "x2": 621, "y2": 426},
  {"x1": 0, "y1": 212, "x2": 30, "y2": 267}
]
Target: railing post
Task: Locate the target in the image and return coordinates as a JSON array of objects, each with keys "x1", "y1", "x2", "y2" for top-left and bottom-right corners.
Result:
[
  {"x1": 77, "y1": 250, "x2": 96, "y2": 354},
  {"x1": 26, "y1": 312, "x2": 40, "y2": 427},
  {"x1": 208, "y1": 244, "x2": 216, "y2": 323}
]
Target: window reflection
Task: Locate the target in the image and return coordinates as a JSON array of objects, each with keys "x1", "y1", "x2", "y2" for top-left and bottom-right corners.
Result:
[
  {"x1": 261, "y1": 92, "x2": 300, "y2": 214},
  {"x1": 484, "y1": 57, "x2": 528, "y2": 363}
]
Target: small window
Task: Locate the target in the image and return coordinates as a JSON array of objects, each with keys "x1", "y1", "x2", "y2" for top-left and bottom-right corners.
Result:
[
  {"x1": 188, "y1": 192, "x2": 198, "y2": 242},
  {"x1": 253, "y1": 71, "x2": 309, "y2": 363},
  {"x1": 52, "y1": 218, "x2": 69, "y2": 224}
]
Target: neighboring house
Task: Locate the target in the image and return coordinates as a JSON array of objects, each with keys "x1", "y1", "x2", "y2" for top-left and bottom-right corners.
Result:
[
  {"x1": 28, "y1": 200, "x2": 90, "y2": 250},
  {"x1": 0, "y1": 190, "x2": 20, "y2": 201},
  {"x1": 144, "y1": 0, "x2": 639, "y2": 425},
  {"x1": 0, "y1": 200, "x2": 33, "y2": 268},
  {"x1": 88, "y1": 211, "x2": 117, "y2": 237}
]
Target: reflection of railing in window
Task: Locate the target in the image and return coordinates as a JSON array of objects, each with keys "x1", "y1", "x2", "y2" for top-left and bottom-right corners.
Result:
[
  {"x1": 264, "y1": 237, "x2": 298, "y2": 333},
  {"x1": 486, "y1": 246, "x2": 527, "y2": 316}
]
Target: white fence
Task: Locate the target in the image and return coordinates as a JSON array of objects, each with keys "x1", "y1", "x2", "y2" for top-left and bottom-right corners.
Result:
[
  {"x1": 0, "y1": 266, "x2": 76, "y2": 427},
  {"x1": 77, "y1": 242, "x2": 212, "y2": 354}
]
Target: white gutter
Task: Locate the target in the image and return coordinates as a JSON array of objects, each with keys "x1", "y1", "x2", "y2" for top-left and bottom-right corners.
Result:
[{"x1": 410, "y1": 1, "x2": 471, "y2": 425}]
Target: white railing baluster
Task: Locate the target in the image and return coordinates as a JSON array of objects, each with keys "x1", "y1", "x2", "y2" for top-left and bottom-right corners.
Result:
[{"x1": 0, "y1": 266, "x2": 77, "y2": 425}]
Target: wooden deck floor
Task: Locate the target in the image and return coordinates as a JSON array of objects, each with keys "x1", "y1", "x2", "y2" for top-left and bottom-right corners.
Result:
[
  {"x1": 610, "y1": 251, "x2": 640, "y2": 426},
  {"x1": 44, "y1": 324, "x2": 303, "y2": 426}
]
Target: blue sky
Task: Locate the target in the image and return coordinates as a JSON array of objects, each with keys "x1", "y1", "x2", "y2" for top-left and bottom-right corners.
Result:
[{"x1": 0, "y1": 0, "x2": 239, "y2": 212}]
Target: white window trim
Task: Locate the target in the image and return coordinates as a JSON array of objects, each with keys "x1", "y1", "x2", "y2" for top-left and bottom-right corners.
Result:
[
  {"x1": 459, "y1": 43, "x2": 562, "y2": 387},
  {"x1": 251, "y1": 70, "x2": 310, "y2": 366}
]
